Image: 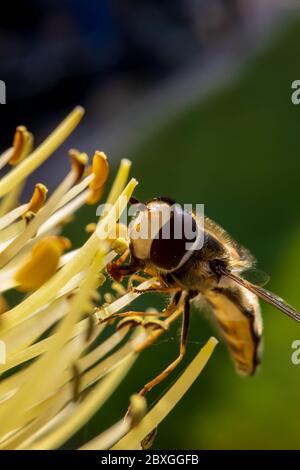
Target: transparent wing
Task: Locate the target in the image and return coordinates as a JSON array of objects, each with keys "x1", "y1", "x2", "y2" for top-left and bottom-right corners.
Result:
[
  {"x1": 218, "y1": 265, "x2": 300, "y2": 324},
  {"x1": 238, "y1": 267, "x2": 270, "y2": 287}
]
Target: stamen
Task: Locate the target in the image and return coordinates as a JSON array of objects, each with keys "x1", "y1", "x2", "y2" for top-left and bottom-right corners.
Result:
[
  {"x1": 9, "y1": 126, "x2": 33, "y2": 166},
  {"x1": 69, "y1": 149, "x2": 88, "y2": 183},
  {"x1": 87, "y1": 151, "x2": 109, "y2": 204},
  {"x1": 22, "y1": 184, "x2": 48, "y2": 221},
  {"x1": 0, "y1": 106, "x2": 84, "y2": 198},
  {"x1": 14, "y1": 236, "x2": 71, "y2": 292}
]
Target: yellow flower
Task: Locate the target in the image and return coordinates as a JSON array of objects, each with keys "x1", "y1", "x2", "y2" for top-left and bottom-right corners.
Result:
[{"x1": 0, "y1": 107, "x2": 217, "y2": 450}]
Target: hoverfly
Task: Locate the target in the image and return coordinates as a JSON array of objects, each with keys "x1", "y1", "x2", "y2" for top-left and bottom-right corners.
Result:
[{"x1": 107, "y1": 197, "x2": 300, "y2": 395}]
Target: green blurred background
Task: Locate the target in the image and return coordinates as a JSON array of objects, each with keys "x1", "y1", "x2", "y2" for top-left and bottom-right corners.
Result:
[{"x1": 2, "y1": 1, "x2": 300, "y2": 450}]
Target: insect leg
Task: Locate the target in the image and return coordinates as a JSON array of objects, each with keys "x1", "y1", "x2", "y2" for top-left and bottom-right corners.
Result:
[
  {"x1": 127, "y1": 273, "x2": 150, "y2": 291},
  {"x1": 133, "y1": 286, "x2": 180, "y2": 294},
  {"x1": 161, "y1": 290, "x2": 183, "y2": 317},
  {"x1": 106, "y1": 251, "x2": 140, "y2": 282},
  {"x1": 99, "y1": 292, "x2": 183, "y2": 325},
  {"x1": 138, "y1": 294, "x2": 190, "y2": 396},
  {"x1": 99, "y1": 310, "x2": 160, "y2": 323}
]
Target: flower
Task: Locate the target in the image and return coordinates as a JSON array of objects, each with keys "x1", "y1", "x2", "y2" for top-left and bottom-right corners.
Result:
[{"x1": 0, "y1": 107, "x2": 217, "y2": 450}]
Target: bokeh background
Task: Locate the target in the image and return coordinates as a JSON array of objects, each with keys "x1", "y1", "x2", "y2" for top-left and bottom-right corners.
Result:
[{"x1": 1, "y1": 0, "x2": 300, "y2": 449}]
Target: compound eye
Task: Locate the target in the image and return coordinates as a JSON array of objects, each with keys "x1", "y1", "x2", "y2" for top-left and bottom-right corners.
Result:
[{"x1": 150, "y1": 206, "x2": 198, "y2": 271}]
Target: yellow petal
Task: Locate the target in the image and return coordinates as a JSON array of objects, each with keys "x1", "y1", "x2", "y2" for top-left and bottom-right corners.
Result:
[
  {"x1": 0, "y1": 106, "x2": 84, "y2": 198},
  {"x1": 15, "y1": 236, "x2": 71, "y2": 292},
  {"x1": 106, "y1": 158, "x2": 131, "y2": 205},
  {"x1": 9, "y1": 126, "x2": 33, "y2": 166}
]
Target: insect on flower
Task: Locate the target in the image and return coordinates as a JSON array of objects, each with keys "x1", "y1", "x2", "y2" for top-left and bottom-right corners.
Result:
[
  {"x1": 107, "y1": 196, "x2": 300, "y2": 393},
  {"x1": 0, "y1": 107, "x2": 218, "y2": 450}
]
